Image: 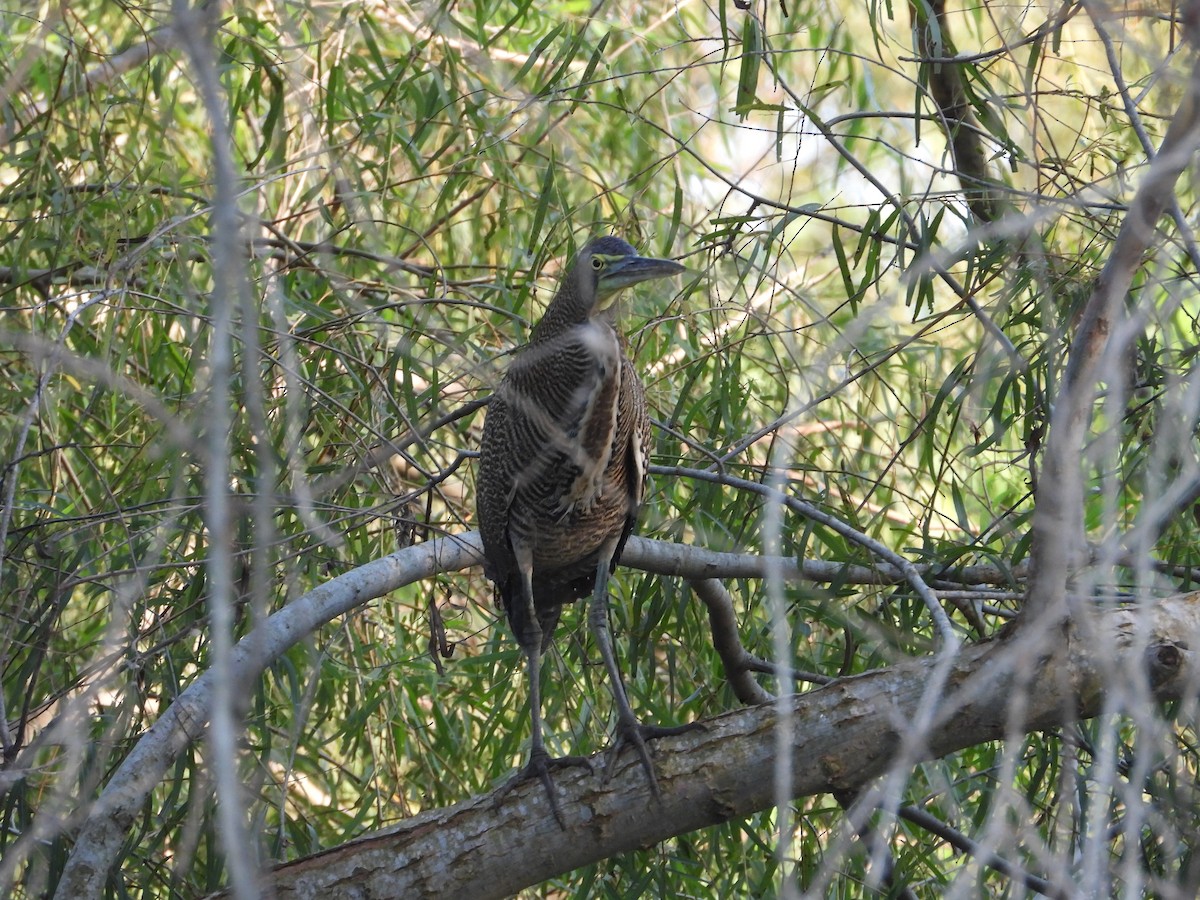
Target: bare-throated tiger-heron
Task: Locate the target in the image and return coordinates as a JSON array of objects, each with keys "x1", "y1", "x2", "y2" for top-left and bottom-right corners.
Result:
[{"x1": 476, "y1": 235, "x2": 688, "y2": 820}]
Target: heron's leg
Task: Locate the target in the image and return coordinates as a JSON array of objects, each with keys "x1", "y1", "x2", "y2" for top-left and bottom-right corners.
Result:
[
  {"x1": 516, "y1": 544, "x2": 549, "y2": 763},
  {"x1": 498, "y1": 540, "x2": 591, "y2": 828},
  {"x1": 587, "y1": 545, "x2": 697, "y2": 797}
]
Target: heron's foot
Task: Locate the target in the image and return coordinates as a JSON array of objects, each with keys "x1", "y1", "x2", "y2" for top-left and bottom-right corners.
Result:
[
  {"x1": 494, "y1": 748, "x2": 593, "y2": 828},
  {"x1": 607, "y1": 718, "x2": 704, "y2": 797}
]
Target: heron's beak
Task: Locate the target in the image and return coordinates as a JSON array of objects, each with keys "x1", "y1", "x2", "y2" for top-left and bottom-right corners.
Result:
[{"x1": 597, "y1": 255, "x2": 687, "y2": 303}]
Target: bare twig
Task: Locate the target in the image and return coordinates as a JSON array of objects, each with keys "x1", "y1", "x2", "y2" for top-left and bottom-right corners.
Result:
[
  {"x1": 650, "y1": 465, "x2": 958, "y2": 649},
  {"x1": 689, "y1": 578, "x2": 772, "y2": 704},
  {"x1": 898, "y1": 804, "x2": 1067, "y2": 898},
  {"x1": 628, "y1": 521, "x2": 1024, "y2": 591}
]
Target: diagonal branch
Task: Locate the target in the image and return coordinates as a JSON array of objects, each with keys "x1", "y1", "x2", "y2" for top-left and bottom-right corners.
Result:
[
  {"x1": 52, "y1": 534, "x2": 482, "y2": 899},
  {"x1": 909, "y1": 0, "x2": 1004, "y2": 222},
  {"x1": 243, "y1": 593, "x2": 1200, "y2": 899},
  {"x1": 1026, "y1": 49, "x2": 1200, "y2": 623},
  {"x1": 4, "y1": 19, "x2": 179, "y2": 144}
]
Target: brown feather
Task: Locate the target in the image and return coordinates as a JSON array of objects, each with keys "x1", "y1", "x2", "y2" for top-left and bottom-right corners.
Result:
[{"x1": 477, "y1": 242, "x2": 654, "y2": 650}]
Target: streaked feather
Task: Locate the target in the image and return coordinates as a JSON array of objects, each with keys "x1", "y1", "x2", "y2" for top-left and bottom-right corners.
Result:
[{"x1": 479, "y1": 354, "x2": 647, "y2": 645}]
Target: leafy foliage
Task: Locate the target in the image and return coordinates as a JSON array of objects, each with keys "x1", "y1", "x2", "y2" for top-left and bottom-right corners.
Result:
[{"x1": 2, "y1": 0, "x2": 1200, "y2": 896}]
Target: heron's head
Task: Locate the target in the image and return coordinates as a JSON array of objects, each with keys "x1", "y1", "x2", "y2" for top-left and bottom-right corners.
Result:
[
  {"x1": 573, "y1": 236, "x2": 687, "y2": 312},
  {"x1": 530, "y1": 236, "x2": 686, "y2": 342}
]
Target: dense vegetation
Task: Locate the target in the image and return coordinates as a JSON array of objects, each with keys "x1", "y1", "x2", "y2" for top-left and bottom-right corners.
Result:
[{"x1": 3, "y1": 0, "x2": 1200, "y2": 896}]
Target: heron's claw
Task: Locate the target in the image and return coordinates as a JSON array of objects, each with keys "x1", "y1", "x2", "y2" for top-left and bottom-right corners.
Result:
[
  {"x1": 607, "y1": 717, "x2": 704, "y2": 798},
  {"x1": 494, "y1": 748, "x2": 593, "y2": 828}
]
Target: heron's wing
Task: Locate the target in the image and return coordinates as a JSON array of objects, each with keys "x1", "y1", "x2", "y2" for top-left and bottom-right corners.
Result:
[
  {"x1": 611, "y1": 354, "x2": 650, "y2": 567},
  {"x1": 477, "y1": 323, "x2": 621, "y2": 559}
]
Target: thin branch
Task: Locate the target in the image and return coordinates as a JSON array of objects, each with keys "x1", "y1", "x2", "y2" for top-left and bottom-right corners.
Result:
[
  {"x1": 172, "y1": 2, "x2": 258, "y2": 895},
  {"x1": 742, "y1": 657, "x2": 833, "y2": 685},
  {"x1": 898, "y1": 804, "x2": 1067, "y2": 899},
  {"x1": 689, "y1": 578, "x2": 773, "y2": 704},
  {"x1": 4, "y1": 19, "x2": 176, "y2": 144},
  {"x1": 626, "y1": 528, "x2": 1024, "y2": 590},
  {"x1": 835, "y1": 789, "x2": 919, "y2": 900},
  {"x1": 650, "y1": 465, "x2": 958, "y2": 649},
  {"x1": 909, "y1": 0, "x2": 1003, "y2": 222}
]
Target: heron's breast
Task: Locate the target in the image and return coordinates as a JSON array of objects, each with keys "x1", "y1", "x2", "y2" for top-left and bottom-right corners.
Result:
[{"x1": 524, "y1": 477, "x2": 626, "y2": 559}]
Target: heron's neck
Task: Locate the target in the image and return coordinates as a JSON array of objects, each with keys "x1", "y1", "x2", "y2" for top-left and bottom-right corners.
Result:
[{"x1": 530, "y1": 279, "x2": 600, "y2": 343}]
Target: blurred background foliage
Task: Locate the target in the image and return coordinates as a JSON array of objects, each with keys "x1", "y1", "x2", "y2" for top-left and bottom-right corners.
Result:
[{"x1": 2, "y1": 0, "x2": 1200, "y2": 896}]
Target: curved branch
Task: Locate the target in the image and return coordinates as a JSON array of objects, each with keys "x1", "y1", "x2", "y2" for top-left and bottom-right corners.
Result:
[
  {"x1": 54, "y1": 533, "x2": 482, "y2": 899},
  {"x1": 54, "y1": 528, "x2": 1024, "y2": 897},
  {"x1": 649, "y1": 465, "x2": 958, "y2": 649},
  {"x1": 246, "y1": 593, "x2": 1200, "y2": 899},
  {"x1": 689, "y1": 578, "x2": 772, "y2": 704}
]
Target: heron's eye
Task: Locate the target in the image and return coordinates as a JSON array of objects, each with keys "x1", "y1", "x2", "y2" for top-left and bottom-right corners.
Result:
[{"x1": 591, "y1": 257, "x2": 604, "y2": 271}]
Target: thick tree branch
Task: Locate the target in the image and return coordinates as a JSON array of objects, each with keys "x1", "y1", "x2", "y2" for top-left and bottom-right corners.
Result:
[
  {"x1": 51, "y1": 530, "x2": 1019, "y2": 897},
  {"x1": 53, "y1": 519, "x2": 1200, "y2": 897},
  {"x1": 249, "y1": 593, "x2": 1200, "y2": 899}
]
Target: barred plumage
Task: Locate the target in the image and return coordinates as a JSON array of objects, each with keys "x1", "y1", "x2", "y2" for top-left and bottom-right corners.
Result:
[{"x1": 476, "y1": 236, "x2": 685, "y2": 822}]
